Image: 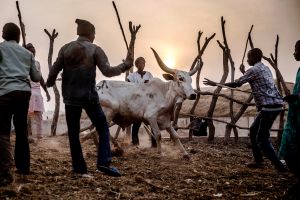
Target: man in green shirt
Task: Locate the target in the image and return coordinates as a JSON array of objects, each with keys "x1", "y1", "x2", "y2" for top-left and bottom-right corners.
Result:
[
  {"x1": 0, "y1": 23, "x2": 41, "y2": 186},
  {"x1": 279, "y1": 40, "x2": 300, "y2": 196}
]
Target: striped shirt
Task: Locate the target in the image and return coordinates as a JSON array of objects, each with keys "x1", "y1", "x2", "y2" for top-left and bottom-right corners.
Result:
[{"x1": 235, "y1": 62, "x2": 283, "y2": 110}]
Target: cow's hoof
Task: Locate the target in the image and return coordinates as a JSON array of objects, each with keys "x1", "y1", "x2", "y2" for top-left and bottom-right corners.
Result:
[
  {"x1": 183, "y1": 154, "x2": 190, "y2": 160},
  {"x1": 189, "y1": 148, "x2": 198, "y2": 154},
  {"x1": 151, "y1": 143, "x2": 157, "y2": 148},
  {"x1": 111, "y1": 148, "x2": 124, "y2": 157},
  {"x1": 158, "y1": 152, "x2": 166, "y2": 158}
]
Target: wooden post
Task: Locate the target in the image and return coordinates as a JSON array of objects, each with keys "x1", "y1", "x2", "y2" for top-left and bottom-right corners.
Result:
[
  {"x1": 44, "y1": 29, "x2": 59, "y2": 136},
  {"x1": 224, "y1": 24, "x2": 254, "y2": 144},
  {"x1": 112, "y1": 2, "x2": 141, "y2": 141},
  {"x1": 112, "y1": 1, "x2": 132, "y2": 75},
  {"x1": 206, "y1": 17, "x2": 229, "y2": 143},
  {"x1": 187, "y1": 31, "x2": 215, "y2": 140},
  {"x1": 263, "y1": 35, "x2": 290, "y2": 146},
  {"x1": 16, "y1": 1, "x2": 26, "y2": 47}
]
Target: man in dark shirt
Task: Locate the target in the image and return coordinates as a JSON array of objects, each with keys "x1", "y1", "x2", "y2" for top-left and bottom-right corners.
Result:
[
  {"x1": 204, "y1": 48, "x2": 287, "y2": 172},
  {"x1": 46, "y1": 19, "x2": 139, "y2": 177}
]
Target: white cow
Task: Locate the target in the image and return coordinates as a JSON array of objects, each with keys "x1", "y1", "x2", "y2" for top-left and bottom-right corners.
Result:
[{"x1": 97, "y1": 48, "x2": 200, "y2": 156}]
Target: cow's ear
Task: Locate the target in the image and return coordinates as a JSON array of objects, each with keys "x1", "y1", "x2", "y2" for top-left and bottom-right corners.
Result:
[{"x1": 162, "y1": 74, "x2": 174, "y2": 80}]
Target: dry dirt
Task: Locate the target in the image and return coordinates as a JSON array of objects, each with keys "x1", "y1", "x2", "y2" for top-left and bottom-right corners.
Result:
[{"x1": 0, "y1": 135, "x2": 298, "y2": 200}]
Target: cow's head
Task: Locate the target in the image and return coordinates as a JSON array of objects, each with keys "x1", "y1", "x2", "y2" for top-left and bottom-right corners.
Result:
[{"x1": 151, "y1": 48, "x2": 199, "y2": 100}]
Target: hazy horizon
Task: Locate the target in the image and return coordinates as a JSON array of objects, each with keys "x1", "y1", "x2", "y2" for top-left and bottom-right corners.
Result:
[{"x1": 1, "y1": 0, "x2": 300, "y2": 111}]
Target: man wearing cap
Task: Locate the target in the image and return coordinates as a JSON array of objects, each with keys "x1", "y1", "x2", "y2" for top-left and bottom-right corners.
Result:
[
  {"x1": 46, "y1": 19, "x2": 139, "y2": 177},
  {"x1": 0, "y1": 23, "x2": 41, "y2": 186}
]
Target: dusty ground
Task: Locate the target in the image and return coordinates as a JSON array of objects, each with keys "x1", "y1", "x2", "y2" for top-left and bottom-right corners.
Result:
[{"x1": 0, "y1": 134, "x2": 298, "y2": 200}]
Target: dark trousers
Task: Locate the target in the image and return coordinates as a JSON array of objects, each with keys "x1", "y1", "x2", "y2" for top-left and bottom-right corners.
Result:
[
  {"x1": 132, "y1": 122, "x2": 157, "y2": 147},
  {"x1": 0, "y1": 91, "x2": 31, "y2": 174},
  {"x1": 65, "y1": 103, "x2": 111, "y2": 174},
  {"x1": 250, "y1": 110, "x2": 283, "y2": 168},
  {"x1": 132, "y1": 122, "x2": 141, "y2": 145}
]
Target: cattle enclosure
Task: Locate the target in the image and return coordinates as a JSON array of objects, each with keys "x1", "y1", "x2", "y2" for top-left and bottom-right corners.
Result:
[{"x1": 4, "y1": 1, "x2": 298, "y2": 199}]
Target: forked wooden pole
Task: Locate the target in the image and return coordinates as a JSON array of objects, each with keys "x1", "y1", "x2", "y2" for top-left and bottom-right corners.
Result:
[
  {"x1": 16, "y1": 1, "x2": 26, "y2": 46},
  {"x1": 112, "y1": 1, "x2": 129, "y2": 51}
]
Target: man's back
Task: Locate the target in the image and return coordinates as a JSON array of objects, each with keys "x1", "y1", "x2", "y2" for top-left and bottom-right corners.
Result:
[
  {"x1": 0, "y1": 40, "x2": 36, "y2": 96},
  {"x1": 48, "y1": 36, "x2": 128, "y2": 106},
  {"x1": 59, "y1": 38, "x2": 98, "y2": 105},
  {"x1": 237, "y1": 62, "x2": 283, "y2": 109}
]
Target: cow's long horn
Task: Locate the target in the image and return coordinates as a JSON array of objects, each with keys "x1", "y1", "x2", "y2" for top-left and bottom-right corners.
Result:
[
  {"x1": 151, "y1": 47, "x2": 175, "y2": 74},
  {"x1": 189, "y1": 59, "x2": 201, "y2": 76}
]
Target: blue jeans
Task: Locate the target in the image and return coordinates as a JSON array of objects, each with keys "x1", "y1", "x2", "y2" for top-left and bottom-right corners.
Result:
[
  {"x1": 250, "y1": 110, "x2": 283, "y2": 168},
  {"x1": 65, "y1": 103, "x2": 111, "y2": 174}
]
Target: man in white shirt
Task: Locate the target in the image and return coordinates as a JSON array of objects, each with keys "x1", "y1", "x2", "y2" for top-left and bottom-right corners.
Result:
[
  {"x1": 127, "y1": 57, "x2": 156, "y2": 146},
  {"x1": 127, "y1": 57, "x2": 153, "y2": 84}
]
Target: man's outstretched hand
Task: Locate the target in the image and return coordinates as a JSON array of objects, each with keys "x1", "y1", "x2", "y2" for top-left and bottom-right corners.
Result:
[{"x1": 203, "y1": 78, "x2": 217, "y2": 86}]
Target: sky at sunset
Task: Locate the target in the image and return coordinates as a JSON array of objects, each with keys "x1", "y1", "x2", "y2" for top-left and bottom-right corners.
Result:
[{"x1": 1, "y1": 0, "x2": 300, "y2": 111}]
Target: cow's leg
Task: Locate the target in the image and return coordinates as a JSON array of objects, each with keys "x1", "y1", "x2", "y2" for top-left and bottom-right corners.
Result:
[
  {"x1": 103, "y1": 111, "x2": 119, "y2": 146},
  {"x1": 113, "y1": 126, "x2": 122, "y2": 140},
  {"x1": 125, "y1": 125, "x2": 132, "y2": 145},
  {"x1": 143, "y1": 124, "x2": 157, "y2": 148},
  {"x1": 147, "y1": 119, "x2": 162, "y2": 154},
  {"x1": 166, "y1": 126, "x2": 188, "y2": 157}
]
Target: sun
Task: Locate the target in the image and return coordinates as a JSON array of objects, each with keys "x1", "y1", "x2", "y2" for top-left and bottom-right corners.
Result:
[{"x1": 164, "y1": 53, "x2": 176, "y2": 69}]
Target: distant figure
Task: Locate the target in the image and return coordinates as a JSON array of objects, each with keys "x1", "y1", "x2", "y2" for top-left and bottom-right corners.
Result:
[
  {"x1": 279, "y1": 40, "x2": 300, "y2": 195},
  {"x1": 25, "y1": 43, "x2": 50, "y2": 139},
  {"x1": 204, "y1": 48, "x2": 287, "y2": 172},
  {"x1": 127, "y1": 57, "x2": 156, "y2": 146},
  {"x1": 0, "y1": 23, "x2": 41, "y2": 186},
  {"x1": 127, "y1": 57, "x2": 153, "y2": 84},
  {"x1": 46, "y1": 19, "x2": 138, "y2": 177}
]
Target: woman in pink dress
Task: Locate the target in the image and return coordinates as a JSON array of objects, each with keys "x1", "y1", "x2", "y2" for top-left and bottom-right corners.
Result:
[{"x1": 26, "y1": 43, "x2": 50, "y2": 139}]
